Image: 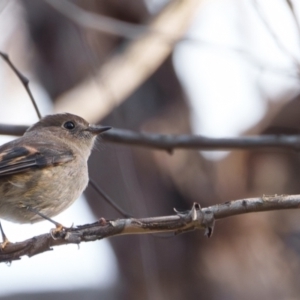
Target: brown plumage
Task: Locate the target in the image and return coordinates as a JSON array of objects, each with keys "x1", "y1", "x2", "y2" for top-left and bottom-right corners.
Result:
[{"x1": 0, "y1": 113, "x2": 110, "y2": 223}]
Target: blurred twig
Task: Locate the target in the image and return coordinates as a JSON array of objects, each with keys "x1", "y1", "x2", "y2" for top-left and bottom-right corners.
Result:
[
  {"x1": 53, "y1": 0, "x2": 300, "y2": 122},
  {"x1": 53, "y1": 0, "x2": 202, "y2": 122},
  {"x1": 45, "y1": 0, "x2": 300, "y2": 79},
  {"x1": 285, "y1": 0, "x2": 300, "y2": 39},
  {"x1": 102, "y1": 130, "x2": 300, "y2": 152},
  {"x1": 1, "y1": 194, "x2": 299, "y2": 263},
  {"x1": 44, "y1": 0, "x2": 147, "y2": 40},
  {"x1": 0, "y1": 0, "x2": 8, "y2": 15},
  {"x1": 2, "y1": 125, "x2": 300, "y2": 152},
  {"x1": 0, "y1": 124, "x2": 28, "y2": 136},
  {"x1": 185, "y1": 38, "x2": 300, "y2": 78},
  {"x1": 252, "y1": 0, "x2": 300, "y2": 68}
]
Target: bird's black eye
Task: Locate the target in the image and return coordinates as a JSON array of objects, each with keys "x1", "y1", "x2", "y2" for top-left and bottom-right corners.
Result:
[{"x1": 63, "y1": 121, "x2": 75, "y2": 130}]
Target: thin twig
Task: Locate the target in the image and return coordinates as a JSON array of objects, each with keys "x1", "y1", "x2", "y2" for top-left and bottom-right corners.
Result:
[
  {"x1": 89, "y1": 178, "x2": 132, "y2": 218},
  {"x1": 252, "y1": 0, "x2": 300, "y2": 69},
  {"x1": 53, "y1": 0, "x2": 201, "y2": 121},
  {"x1": 0, "y1": 52, "x2": 42, "y2": 120},
  {"x1": 45, "y1": 0, "x2": 197, "y2": 45},
  {"x1": 45, "y1": 0, "x2": 300, "y2": 80},
  {"x1": 1, "y1": 194, "x2": 299, "y2": 263},
  {"x1": 44, "y1": 0, "x2": 149, "y2": 40},
  {"x1": 183, "y1": 38, "x2": 300, "y2": 78},
  {"x1": 285, "y1": 0, "x2": 300, "y2": 41}
]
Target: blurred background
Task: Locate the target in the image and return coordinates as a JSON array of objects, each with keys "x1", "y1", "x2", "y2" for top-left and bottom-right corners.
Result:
[{"x1": 1, "y1": 0, "x2": 300, "y2": 299}]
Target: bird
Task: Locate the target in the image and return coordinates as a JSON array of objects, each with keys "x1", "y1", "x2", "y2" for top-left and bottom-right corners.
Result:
[{"x1": 0, "y1": 113, "x2": 111, "y2": 245}]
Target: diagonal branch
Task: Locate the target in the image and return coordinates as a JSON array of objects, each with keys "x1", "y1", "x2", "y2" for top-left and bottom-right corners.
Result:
[
  {"x1": 53, "y1": 0, "x2": 202, "y2": 122},
  {"x1": 1, "y1": 194, "x2": 299, "y2": 263},
  {"x1": 252, "y1": 0, "x2": 300, "y2": 68},
  {"x1": 0, "y1": 52, "x2": 42, "y2": 120},
  {"x1": 285, "y1": 0, "x2": 300, "y2": 40},
  {"x1": 45, "y1": 0, "x2": 300, "y2": 80}
]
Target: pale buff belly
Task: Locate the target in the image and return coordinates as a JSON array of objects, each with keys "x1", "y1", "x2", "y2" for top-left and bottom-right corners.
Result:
[{"x1": 0, "y1": 161, "x2": 89, "y2": 223}]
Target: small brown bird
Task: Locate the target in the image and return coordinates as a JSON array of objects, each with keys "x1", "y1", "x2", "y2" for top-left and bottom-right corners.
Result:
[{"x1": 0, "y1": 113, "x2": 111, "y2": 225}]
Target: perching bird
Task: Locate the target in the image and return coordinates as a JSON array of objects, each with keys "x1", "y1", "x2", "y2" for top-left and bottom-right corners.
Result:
[{"x1": 0, "y1": 113, "x2": 111, "y2": 227}]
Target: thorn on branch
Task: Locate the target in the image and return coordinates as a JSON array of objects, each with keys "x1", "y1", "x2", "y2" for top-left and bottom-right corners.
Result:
[{"x1": 174, "y1": 203, "x2": 215, "y2": 237}]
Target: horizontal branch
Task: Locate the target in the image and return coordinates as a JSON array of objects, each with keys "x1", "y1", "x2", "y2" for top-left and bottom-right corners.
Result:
[
  {"x1": 203, "y1": 194, "x2": 300, "y2": 219},
  {"x1": 102, "y1": 130, "x2": 300, "y2": 152},
  {"x1": 1, "y1": 194, "x2": 300, "y2": 263},
  {"x1": 0, "y1": 124, "x2": 28, "y2": 136},
  {"x1": 1, "y1": 124, "x2": 300, "y2": 151}
]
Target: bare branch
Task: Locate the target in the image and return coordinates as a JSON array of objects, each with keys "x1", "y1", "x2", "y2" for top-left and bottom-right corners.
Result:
[
  {"x1": 0, "y1": 203, "x2": 211, "y2": 263},
  {"x1": 2, "y1": 125, "x2": 300, "y2": 152},
  {"x1": 0, "y1": 52, "x2": 42, "y2": 120},
  {"x1": 203, "y1": 194, "x2": 300, "y2": 219},
  {"x1": 39, "y1": 0, "x2": 300, "y2": 127},
  {"x1": 1, "y1": 194, "x2": 300, "y2": 263},
  {"x1": 285, "y1": 0, "x2": 300, "y2": 40},
  {"x1": 53, "y1": 0, "x2": 201, "y2": 122},
  {"x1": 44, "y1": 0, "x2": 300, "y2": 79},
  {"x1": 102, "y1": 129, "x2": 300, "y2": 152},
  {"x1": 0, "y1": 124, "x2": 28, "y2": 136}
]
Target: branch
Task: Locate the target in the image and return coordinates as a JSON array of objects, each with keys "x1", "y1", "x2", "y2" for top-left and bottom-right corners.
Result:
[
  {"x1": 252, "y1": 0, "x2": 300, "y2": 68},
  {"x1": 0, "y1": 124, "x2": 28, "y2": 136},
  {"x1": 102, "y1": 130, "x2": 300, "y2": 152},
  {"x1": 285, "y1": 0, "x2": 300, "y2": 40},
  {"x1": 1, "y1": 194, "x2": 299, "y2": 263},
  {"x1": 2, "y1": 125, "x2": 300, "y2": 152},
  {"x1": 0, "y1": 52, "x2": 42, "y2": 120},
  {"x1": 45, "y1": 0, "x2": 300, "y2": 79},
  {"x1": 53, "y1": 0, "x2": 201, "y2": 123},
  {"x1": 183, "y1": 38, "x2": 300, "y2": 78},
  {"x1": 44, "y1": 0, "x2": 148, "y2": 40}
]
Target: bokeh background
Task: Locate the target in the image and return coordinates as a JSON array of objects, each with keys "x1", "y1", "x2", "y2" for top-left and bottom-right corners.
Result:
[{"x1": 1, "y1": 0, "x2": 300, "y2": 299}]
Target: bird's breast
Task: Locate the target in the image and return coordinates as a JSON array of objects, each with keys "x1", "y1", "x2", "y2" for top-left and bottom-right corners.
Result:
[{"x1": 0, "y1": 157, "x2": 89, "y2": 223}]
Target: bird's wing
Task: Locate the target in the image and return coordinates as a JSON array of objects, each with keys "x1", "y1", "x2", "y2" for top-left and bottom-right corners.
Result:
[{"x1": 0, "y1": 144, "x2": 74, "y2": 177}]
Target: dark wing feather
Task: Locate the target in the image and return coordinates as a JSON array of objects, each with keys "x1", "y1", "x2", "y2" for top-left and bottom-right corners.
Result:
[{"x1": 0, "y1": 143, "x2": 74, "y2": 177}]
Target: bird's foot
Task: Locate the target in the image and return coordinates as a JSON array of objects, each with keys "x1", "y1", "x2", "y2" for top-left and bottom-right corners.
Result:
[
  {"x1": 50, "y1": 223, "x2": 68, "y2": 239},
  {"x1": 0, "y1": 222, "x2": 10, "y2": 249},
  {"x1": 24, "y1": 206, "x2": 68, "y2": 239}
]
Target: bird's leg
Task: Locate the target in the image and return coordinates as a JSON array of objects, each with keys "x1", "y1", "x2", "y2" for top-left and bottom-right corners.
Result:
[
  {"x1": 25, "y1": 206, "x2": 66, "y2": 238},
  {"x1": 0, "y1": 222, "x2": 10, "y2": 249},
  {"x1": 25, "y1": 206, "x2": 61, "y2": 227}
]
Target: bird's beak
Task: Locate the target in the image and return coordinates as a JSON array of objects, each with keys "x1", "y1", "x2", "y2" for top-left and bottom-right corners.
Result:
[{"x1": 87, "y1": 125, "x2": 112, "y2": 135}]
